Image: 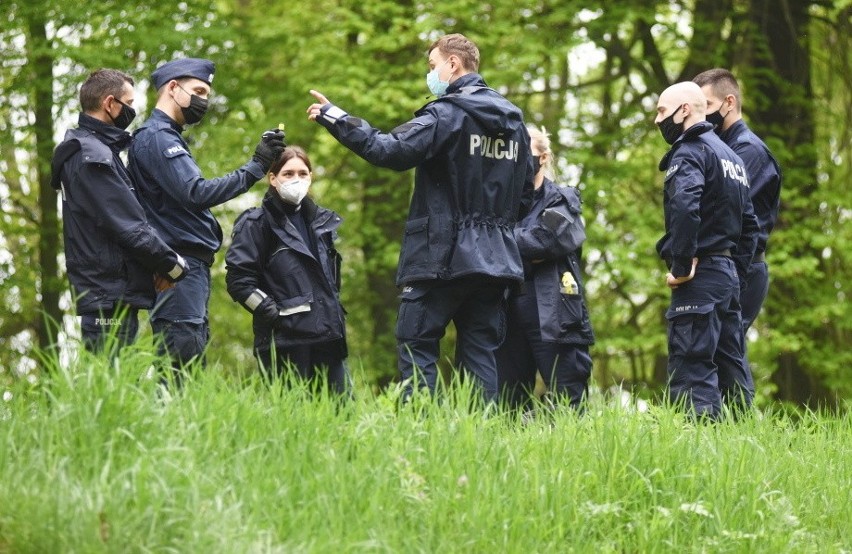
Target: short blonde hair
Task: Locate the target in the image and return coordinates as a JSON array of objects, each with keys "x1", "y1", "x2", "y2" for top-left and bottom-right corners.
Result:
[{"x1": 527, "y1": 124, "x2": 555, "y2": 179}]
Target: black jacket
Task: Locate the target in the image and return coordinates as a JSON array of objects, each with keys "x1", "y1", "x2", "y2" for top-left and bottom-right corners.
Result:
[
  {"x1": 513, "y1": 179, "x2": 594, "y2": 345},
  {"x1": 53, "y1": 113, "x2": 185, "y2": 313},
  {"x1": 316, "y1": 73, "x2": 533, "y2": 286},
  {"x1": 656, "y1": 121, "x2": 759, "y2": 278},
  {"x1": 225, "y1": 191, "x2": 346, "y2": 352}
]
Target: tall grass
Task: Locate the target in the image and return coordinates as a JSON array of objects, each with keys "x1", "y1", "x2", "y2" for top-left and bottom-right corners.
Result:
[{"x1": 1, "y1": 344, "x2": 850, "y2": 553}]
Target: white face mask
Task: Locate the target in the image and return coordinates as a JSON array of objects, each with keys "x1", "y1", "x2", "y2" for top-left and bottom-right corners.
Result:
[{"x1": 274, "y1": 177, "x2": 311, "y2": 205}]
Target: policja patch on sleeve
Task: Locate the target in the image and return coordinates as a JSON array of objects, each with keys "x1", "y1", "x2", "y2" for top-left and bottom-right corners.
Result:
[{"x1": 163, "y1": 145, "x2": 189, "y2": 158}]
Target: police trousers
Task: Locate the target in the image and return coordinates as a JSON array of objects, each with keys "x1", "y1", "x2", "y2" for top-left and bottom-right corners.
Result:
[
  {"x1": 741, "y1": 258, "x2": 769, "y2": 332},
  {"x1": 80, "y1": 305, "x2": 139, "y2": 355},
  {"x1": 256, "y1": 340, "x2": 350, "y2": 395},
  {"x1": 665, "y1": 255, "x2": 754, "y2": 419},
  {"x1": 498, "y1": 286, "x2": 592, "y2": 410},
  {"x1": 395, "y1": 278, "x2": 508, "y2": 402},
  {"x1": 151, "y1": 255, "x2": 211, "y2": 372}
]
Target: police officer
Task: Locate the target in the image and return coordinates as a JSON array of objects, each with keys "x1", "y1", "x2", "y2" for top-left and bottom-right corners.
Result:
[
  {"x1": 693, "y1": 69, "x2": 782, "y2": 332},
  {"x1": 654, "y1": 81, "x2": 760, "y2": 420},
  {"x1": 306, "y1": 34, "x2": 533, "y2": 402},
  {"x1": 225, "y1": 146, "x2": 350, "y2": 393},
  {"x1": 128, "y1": 58, "x2": 285, "y2": 378},
  {"x1": 52, "y1": 69, "x2": 187, "y2": 354},
  {"x1": 497, "y1": 126, "x2": 595, "y2": 412}
]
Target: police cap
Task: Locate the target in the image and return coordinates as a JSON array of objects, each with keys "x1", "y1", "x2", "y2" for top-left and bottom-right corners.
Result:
[{"x1": 151, "y1": 58, "x2": 216, "y2": 90}]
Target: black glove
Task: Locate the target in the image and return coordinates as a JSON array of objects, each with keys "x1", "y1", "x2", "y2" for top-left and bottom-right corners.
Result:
[
  {"x1": 252, "y1": 128, "x2": 286, "y2": 171},
  {"x1": 253, "y1": 295, "x2": 280, "y2": 326}
]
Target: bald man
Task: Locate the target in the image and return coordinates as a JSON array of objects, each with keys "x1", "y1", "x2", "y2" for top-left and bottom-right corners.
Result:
[{"x1": 653, "y1": 81, "x2": 759, "y2": 420}]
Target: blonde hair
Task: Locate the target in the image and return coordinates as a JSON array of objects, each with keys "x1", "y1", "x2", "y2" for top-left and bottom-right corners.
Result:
[{"x1": 527, "y1": 124, "x2": 555, "y2": 179}]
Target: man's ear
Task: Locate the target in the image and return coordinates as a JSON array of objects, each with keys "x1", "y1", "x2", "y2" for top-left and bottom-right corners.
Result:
[{"x1": 725, "y1": 94, "x2": 736, "y2": 110}]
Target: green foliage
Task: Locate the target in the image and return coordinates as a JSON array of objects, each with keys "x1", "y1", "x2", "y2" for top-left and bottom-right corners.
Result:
[
  {"x1": 0, "y1": 0, "x2": 849, "y2": 401},
  {"x1": 1, "y1": 354, "x2": 851, "y2": 551}
]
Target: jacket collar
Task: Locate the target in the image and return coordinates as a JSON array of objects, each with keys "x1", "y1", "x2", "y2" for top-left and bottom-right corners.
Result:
[
  {"x1": 262, "y1": 189, "x2": 320, "y2": 223},
  {"x1": 446, "y1": 73, "x2": 487, "y2": 95},
  {"x1": 718, "y1": 119, "x2": 747, "y2": 144},
  {"x1": 78, "y1": 113, "x2": 132, "y2": 151},
  {"x1": 150, "y1": 108, "x2": 185, "y2": 132},
  {"x1": 658, "y1": 121, "x2": 714, "y2": 170}
]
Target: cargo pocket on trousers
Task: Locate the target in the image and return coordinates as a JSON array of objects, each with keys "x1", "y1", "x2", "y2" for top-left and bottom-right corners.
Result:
[
  {"x1": 395, "y1": 285, "x2": 430, "y2": 340},
  {"x1": 665, "y1": 303, "x2": 715, "y2": 359}
]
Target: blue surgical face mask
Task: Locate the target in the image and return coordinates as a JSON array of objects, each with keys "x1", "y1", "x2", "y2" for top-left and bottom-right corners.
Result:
[{"x1": 426, "y1": 60, "x2": 450, "y2": 97}]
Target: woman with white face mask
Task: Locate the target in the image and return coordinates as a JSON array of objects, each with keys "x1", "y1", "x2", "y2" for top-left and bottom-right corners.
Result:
[{"x1": 226, "y1": 146, "x2": 350, "y2": 393}]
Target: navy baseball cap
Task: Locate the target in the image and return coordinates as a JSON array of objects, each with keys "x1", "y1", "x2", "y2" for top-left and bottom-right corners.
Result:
[{"x1": 151, "y1": 58, "x2": 216, "y2": 90}]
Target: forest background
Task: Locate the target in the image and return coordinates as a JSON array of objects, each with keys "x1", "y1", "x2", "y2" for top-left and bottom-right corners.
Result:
[{"x1": 1, "y1": 0, "x2": 849, "y2": 407}]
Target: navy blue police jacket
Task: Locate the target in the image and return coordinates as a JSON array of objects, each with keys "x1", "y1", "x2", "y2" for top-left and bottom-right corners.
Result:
[
  {"x1": 718, "y1": 119, "x2": 781, "y2": 256},
  {"x1": 225, "y1": 191, "x2": 346, "y2": 352},
  {"x1": 656, "y1": 121, "x2": 759, "y2": 279},
  {"x1": 514, "y1": 179, "x2": 595, "y2": 345},
  {"x1": 54, "y1": 113, "x2": 185, "y2": 313},
  {"x1": 315, "y1": 73, "x2": 533, "y2": 286},
  {"x1": 128, "y1": 109, "x2": 266, "y2": 260}
]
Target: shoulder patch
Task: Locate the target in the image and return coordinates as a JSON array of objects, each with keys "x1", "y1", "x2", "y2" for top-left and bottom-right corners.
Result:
[
  {"x1": 665, "y1": 163, "x2": 679, "y2": 179},
  {"x1": 163, "y1": 144, "x2": 189, "y2": 158}
]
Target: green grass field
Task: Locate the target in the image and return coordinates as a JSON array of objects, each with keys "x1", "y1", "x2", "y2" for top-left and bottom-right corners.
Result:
[{"x1": 1, "y1": 345, "x2": 850, "y2": 553}]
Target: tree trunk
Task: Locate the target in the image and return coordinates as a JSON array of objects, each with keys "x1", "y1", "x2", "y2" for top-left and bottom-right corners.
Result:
[
  {"x1": 27, "y1": 11, "x2": 62, "y2": 356},
  {"x1": 746, "y1": 0, "x2": 832, "y2": 407}
]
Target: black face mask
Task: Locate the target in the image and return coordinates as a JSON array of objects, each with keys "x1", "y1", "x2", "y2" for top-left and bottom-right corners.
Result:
[
  {"x1": 176, "y1": 84, "x2": 209, "y2": 125},
  {"x1": 181, "y1": 94, "x2": 209, "y2": 125},
  {"x1": 706, "y1": 105, "x2": 727, "y2": 131},
  {"x1": 108, "y1": 98, "x2": 136, "y2": 130},
  {"x1": 532, "y1": 154, "x2": 542, "y2": 176},
  {"x1": 657, "y1": 105, "x2": 686, "y2": 145}
]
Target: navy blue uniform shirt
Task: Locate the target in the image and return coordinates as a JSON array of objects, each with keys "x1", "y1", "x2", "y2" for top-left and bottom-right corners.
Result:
[
  {"x1": 656, "y1": 121, "x2": 759, "y2": 278},
  {"x1": 128, "y1": 109, "x2": 266, "y2": 256},
  {"x1": 719, "y1": 119, "x2": 781, "y2": 255}
]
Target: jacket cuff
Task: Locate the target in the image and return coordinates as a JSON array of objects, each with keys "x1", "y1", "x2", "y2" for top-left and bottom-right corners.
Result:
[
  {"x1": 670, "y1": 257, "x2": 692, "y2": 278},
  {"x1": 165, "y1": 255, "x2": 187, "y2": 282},
  {"x1": 245, "y1": 158, "x2": 268, "y2": 180},
  {"x1": 318, "y1": 104, "x2": 348, "y2": 126}
]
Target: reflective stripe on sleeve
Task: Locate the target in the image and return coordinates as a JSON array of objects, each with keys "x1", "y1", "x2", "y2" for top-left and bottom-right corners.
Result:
[
  {"x1": 167, "y1": 255, "x2": 186, "y2": 280},
  {"x1": 321, "y1": 105, "x2": 347, "y2": 124},
  {"x1": 244, "y1": 289, "x2": 268, "y2": 311}
]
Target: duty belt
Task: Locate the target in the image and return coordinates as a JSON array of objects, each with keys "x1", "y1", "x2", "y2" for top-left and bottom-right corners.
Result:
[
  {"x1": 703, "y1": 248, "x2": 732, "y2": 258},
  {"x1": 176, "y1": 246, "x2": 215, "y2": 265}
]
